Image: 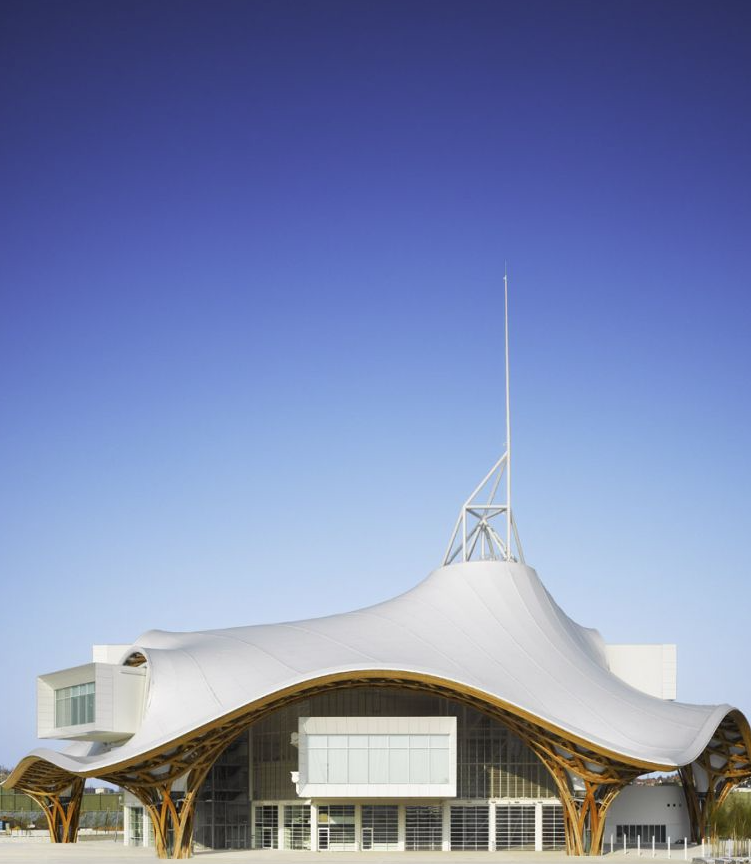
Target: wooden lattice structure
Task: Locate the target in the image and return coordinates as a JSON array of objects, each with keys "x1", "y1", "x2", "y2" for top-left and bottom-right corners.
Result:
[{"x1": 7, "y1": 672, "x2": 751, "y2": 858}]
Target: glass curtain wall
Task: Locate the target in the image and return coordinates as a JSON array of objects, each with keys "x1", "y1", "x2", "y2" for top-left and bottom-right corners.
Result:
[
  {"x1": 361, "y1": 804, "x2": 399, "y2": 850},
  {"x1": 195, "y1": 732, "x2": 250, "y2": 850},
  {"x1": 542, "y1": 803, "x2": 565, "y2": 850},
  {"x1": 496, "y1": 803, "x2": 536, "y2": 849},
  {"x1": 283, "y1": 805, "x2": 311, "y2": 850},
  {"x1": 405, "y1": 805, "x2": 443, "y2": 850},
  {"x1": 318, "y1": 805, "x2": 356, "y2": 850},
  {"x1": 54, "y1": 682, "x2": 95, "y2": 727},
  {"x1": 251, "y1": 687, "x2": 556, "y2": 801},
  {"x1": 254, "y1": 805, "x2": 278, "y2": 849},
  {"x1": 128, "y1": 807, "x2": 144, "y2": 846},
  {"x1": 451, "y1": 805, "x2": 490, "y2": 850}
]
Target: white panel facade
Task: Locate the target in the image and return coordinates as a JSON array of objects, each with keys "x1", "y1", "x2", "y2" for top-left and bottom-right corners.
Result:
[
  {"x1": 296, "y1": 716, "x2": 457, "y2": 798},
  {"x1": 92, "y1": 644, "x2": 130, "y2": 664},
  {"x1": 603, "y1": 785, "x2": 690, "y2": 846},
  {"x1": 37, "y1": 662, "x2": 146, "y2": 741},
  {"x1": 606, "y1": 644, "x2": 677, "y2": 700}
]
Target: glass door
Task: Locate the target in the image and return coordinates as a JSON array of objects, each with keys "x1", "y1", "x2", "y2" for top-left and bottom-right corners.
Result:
[{"x1": 362, "y1": 827, "x2": 373, "y2": 850}]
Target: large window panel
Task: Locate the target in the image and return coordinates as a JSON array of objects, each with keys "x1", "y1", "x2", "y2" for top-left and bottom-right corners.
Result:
[
  {"x1": 368, "y1": 748, "x2": 389, "y2": 783},
  {"x1": 327, "y1": 748, "x2": 348, "y2": 783},
  {"x1": 54, "y1": 682, "x2": 95, "y2": 727},
  {"x1": 300, "y1": 723, "x2": 455, "y2": 794},
  {"x1": 308, "y1": 749, "x2": 327, "y2": 783},
  {"x1": 389, "y1": 747, "x2": 410, "y2": 783},
  {"x1": 430, "y1": 748, "x2": 449, "y2": 783},
  {"x1": 348, "y1": 748, "x2": 368, "y2": 783},
  {"x1": 409, "y1": 748, "x2": 430, "y2": 783}
]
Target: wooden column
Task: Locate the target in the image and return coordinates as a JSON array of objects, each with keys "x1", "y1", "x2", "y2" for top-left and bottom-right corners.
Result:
[
  {"x1": 122, "y1": 744, "x2": 225, "y2": 859},
  {"x1": 528, "y1": 744, "x2": 634, "y2": 856},
  {"x1": 26, "y1": 777, "x2": 84, "y2": 844},
  {"x1": 680, "y1": 761, "x2": 738, "y2": 844}
]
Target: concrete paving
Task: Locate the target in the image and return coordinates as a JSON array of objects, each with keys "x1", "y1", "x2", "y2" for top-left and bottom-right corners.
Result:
[{"x1": 0, "y1": 836, "x2": 707, "y2": 864}]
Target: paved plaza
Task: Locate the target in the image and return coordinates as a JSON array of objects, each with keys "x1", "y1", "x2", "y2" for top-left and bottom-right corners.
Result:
[{"x1": 0, "y1": 836, "x2": 706, "y2": 864}]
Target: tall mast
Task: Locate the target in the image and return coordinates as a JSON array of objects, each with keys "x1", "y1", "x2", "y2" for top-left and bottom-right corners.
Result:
[
  {"x1": 504, "y1": 264, "x2": 511, "y2": 560},
  {"x1": 442, "y1": 265, "x2": 524, "y2": 567}
]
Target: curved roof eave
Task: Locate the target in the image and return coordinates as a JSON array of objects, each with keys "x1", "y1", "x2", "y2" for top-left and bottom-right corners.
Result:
[{"x1": 5, "y1": 561, "x2": 747, "y2": 789}]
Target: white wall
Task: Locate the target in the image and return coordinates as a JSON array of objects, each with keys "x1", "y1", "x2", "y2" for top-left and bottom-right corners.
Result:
[
  {"x1": 606, "y1": 644, "x2": 677, "y2": 700},
  {"x1": 604, "y1": 785, "x2": 689, "y2": 845},
  {"x1": 92, "y1": 644, "x2": 130, "y2": 664},
  {"x1": 37, "y1": 662, "x2": 147, "y2": 741}
]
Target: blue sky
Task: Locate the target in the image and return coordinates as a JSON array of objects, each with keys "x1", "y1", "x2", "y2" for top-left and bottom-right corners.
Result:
[{"x1": 1, "y1": 0, "x2": 750, "y2": 768}]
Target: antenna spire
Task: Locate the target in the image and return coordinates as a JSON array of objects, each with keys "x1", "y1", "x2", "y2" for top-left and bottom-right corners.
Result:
[
  {"x1": 442, "y1": 266, "x2": 524, "y2": 567},
  {"x1": 504, "y1": 264, "x2": 512, "y2": 560}
]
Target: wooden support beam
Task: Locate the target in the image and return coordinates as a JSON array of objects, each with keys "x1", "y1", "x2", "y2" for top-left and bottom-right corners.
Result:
[
  {"x1": 25, "y1": 777, "x2": 84, "y2": 844},
  {"x1": 121, "y1": 741, "x2": 227, "y2": 859}
]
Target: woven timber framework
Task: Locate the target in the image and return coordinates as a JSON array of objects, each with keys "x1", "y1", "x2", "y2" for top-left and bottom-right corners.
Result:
[
  {"x1": 679, "y1": 710, "x2": 751, "y2": 843},
  {"x1": 23, "y1": 776, "x2": 84, "y2": 844},
  {"x1": 7, "y1": 672, "x2": 751, "y2": 858}
]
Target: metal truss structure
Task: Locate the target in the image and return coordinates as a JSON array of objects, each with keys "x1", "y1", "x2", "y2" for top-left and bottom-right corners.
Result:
[{"x1": 443, "y1": 452, "x2": 525, "y2": 565}]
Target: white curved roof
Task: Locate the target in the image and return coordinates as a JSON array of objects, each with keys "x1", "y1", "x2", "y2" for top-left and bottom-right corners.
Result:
[{"x1": 17, "y1": 560, "x2": 735, "y2": 780}]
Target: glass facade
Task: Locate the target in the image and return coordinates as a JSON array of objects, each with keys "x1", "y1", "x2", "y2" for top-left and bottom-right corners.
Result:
[
  {"x1": 318, "y1": 804, "x2": 356, "y2": 850},
  {"x1": 54, "y1": 682, "x2": 95, "y2": 727},
  {"x1": 542, "y1": 803, "x2": 566, "y2": 850},
  {"x1": 194, "y1": 733, "x2": 250, "y2": 850},
  {"x1": 251, "y1": 687, "x2": 556, "y2": 801},
  {"x1": 451, "y1": 805, "x2": 490, "y2": 850},
  {"x1": 308, "y1": 733, "x2": 450, "y2": 785},
  {"x1": 186, "y1": 685, "x2": 562, "y2": 852},
  {"x1": 361, "y1": 804, "x2": 398, "y2": 850},
  {"x1": 283, "y1": 804, "x2": 311, "y2": 850},
  {"x1": 405, "y1": 804, "x2": 443, "y2": 850},
  {"x1": 254, "y1": 804, "x2": 278, "y2": 849},
  {"x1": 497, "y1": 802, "x2": 536, "y2": 849},
  {"x1": 128, "y1": 806, "x2": 144, "y2": 846},
  {"x1": 617, "y1": 824, "x2": 667, "y2": 845}
]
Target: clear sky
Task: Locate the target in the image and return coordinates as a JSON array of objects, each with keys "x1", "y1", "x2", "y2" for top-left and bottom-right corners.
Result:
[{"x1": 1, "y1": 0, "x2": 750, "y2": 770}]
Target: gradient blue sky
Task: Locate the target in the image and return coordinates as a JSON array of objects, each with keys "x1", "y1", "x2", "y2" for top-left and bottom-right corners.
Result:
[{"x1": 1, "y1": 1, "x2": 750, "y2": 769}]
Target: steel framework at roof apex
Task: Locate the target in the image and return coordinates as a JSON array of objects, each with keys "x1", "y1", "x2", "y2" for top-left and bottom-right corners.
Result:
[
  {"x1": 443, "y1": 270, "x2": 523, "y2": 568},
  {"x1": 443, "y1": 452, "x2": 525, "y2": 565},
  {"x1": 5, "y1": 673, "x2": 751, "y2": 859}
]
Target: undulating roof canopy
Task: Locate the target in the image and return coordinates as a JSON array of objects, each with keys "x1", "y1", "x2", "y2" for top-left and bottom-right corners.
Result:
[{"x1": 6, "y1": 560, "x2": 749, "y2": 791}]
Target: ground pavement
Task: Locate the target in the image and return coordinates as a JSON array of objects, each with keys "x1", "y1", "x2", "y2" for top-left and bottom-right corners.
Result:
[{"x1": 0, "y1": 836, "x2": 710, "y2": 864}]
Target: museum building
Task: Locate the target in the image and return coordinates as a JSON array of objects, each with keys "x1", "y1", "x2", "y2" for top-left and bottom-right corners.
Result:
[
  {"x1": 4, "y1": 285, "x2": 750, "y2": 859},
  {"x1": 5, "y1": 448, "x2": 751, "y2": 859}
]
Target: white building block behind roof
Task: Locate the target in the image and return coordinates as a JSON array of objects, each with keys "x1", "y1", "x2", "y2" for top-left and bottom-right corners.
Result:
[
  {"x1": 606, "y1": 644, "x2": 677, "y2": 700},
  {"x1": 92, "y1": 645, "x2": 130, "y2": 664}
]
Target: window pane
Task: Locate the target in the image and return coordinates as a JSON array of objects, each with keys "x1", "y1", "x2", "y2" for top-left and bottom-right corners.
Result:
[
  {"x1": 328, "y1": 748, "x2": 348, "y2": 783},
  {"x1": 348, "y1": 749, "x2": 368, "y2": 784},
  {"x1": 430, "y1": 749, "x2": 449, "y2": 784},
  {"x1": 369, "y1": 749, "x2": 389, "y2": 783},
  {"x1": 309, "y1": 749, "x2": 328, "y2": 783},
  {"x1": 389, "y1": 748, "x2": 410, "y2": 783},
  {"x1": 54, "y1": 682, "x2": 95, "y2": 727},
  {"x1": 410, "y1": 749, "x2": 430, "y2": 783}
]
